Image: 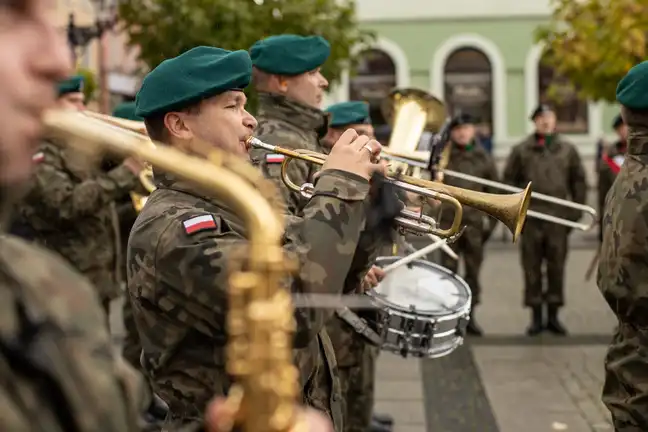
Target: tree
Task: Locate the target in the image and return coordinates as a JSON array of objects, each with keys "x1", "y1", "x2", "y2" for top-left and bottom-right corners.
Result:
[
  {"x1": 76, "y1": 67, "x2": 98, "y2": 102},
  {"x1": 535, "y1": 0, "x2": 648, "y2": 103},
  {"x1": 118, "y1": 0, "x2": 373, "y2": 111}
]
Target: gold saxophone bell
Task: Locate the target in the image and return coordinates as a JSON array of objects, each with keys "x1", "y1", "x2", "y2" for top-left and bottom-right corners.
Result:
[{"x1": 82, "y1": 110, "x2": 153, "y2": 213}]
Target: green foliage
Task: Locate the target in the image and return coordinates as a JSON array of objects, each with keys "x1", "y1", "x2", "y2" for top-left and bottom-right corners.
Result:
[
  {"x1": 535, "y1": 0, "x2": 648, "y2": 103},
  {"x1": 118, "y1": 0, "x2": 374, "y2": 112},
  {"x1": 76, "y1": 67, "x2": 98, "y2": 102}
]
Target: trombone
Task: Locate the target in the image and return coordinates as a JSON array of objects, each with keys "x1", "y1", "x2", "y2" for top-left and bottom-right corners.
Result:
[
  {"x1": 247, "y1": 137, "x2": 531, "y2": 242},
  {"x1": 381, "y1": 149, "x2": 597, "y2": 231},
  {"x1": 82, "y1": 110, "x2": 154, "y2": 212}
]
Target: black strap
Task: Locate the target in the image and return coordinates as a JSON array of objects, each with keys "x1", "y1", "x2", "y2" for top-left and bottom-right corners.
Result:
[{"x1": 335, "y1": 307, "x2": 382, "y2": 346}]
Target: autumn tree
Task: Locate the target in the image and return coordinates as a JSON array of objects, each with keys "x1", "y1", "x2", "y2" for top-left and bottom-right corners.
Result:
[
  {"x1": 118, "y1": 0, "x2": 372, "y2": 110},
  {"x1": 535, "y1": 0, "x2": 648, "y2": 103}
]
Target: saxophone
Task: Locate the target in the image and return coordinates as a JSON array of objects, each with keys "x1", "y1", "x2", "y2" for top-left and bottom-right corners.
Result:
[{"x1": 43, "y1": 110, "x2": 301, "y2": 432}]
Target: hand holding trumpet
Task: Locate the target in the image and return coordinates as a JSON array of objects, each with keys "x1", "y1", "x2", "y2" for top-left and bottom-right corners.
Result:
[{"x1": 321, "y1": 129, "x2": 386, "y2": 180}]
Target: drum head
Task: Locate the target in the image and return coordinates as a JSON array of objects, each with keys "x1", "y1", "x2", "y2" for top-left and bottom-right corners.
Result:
[{"x1": 370, "y1": 256, "x2": 471, "y2": 315}]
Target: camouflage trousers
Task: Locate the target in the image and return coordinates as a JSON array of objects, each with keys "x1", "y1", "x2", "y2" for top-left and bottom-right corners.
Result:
[
  {"x1": 519, "y1": 220, "x2": 569, "y2": 307},
  {"x1": 602, "y1": 321, "x2": 648, "y2": 431},
  {"x1": 439, "y1": 225, "x2": 484, "y2": 306},
  {"x1": 339, "y1": 342, "x2": 379, "y2": 432},
  {"x1": 122, "y1": 294, "x2": 144, "y2": 371}
]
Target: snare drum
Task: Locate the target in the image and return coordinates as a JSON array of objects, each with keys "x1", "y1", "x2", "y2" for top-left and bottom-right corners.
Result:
[{"x1": 366, "y1": 256, "x2": 472, "y2": 359}]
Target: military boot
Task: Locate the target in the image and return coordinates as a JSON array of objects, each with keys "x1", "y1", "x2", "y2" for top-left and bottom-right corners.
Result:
[
  {"x1": 546, "y1": 305, "x2": 568, "y2": 335},
  {"x1": 372, "y1": 413, "x2": 394, "y2": 427},
  {"x1": 526, "y1": 305, "x2": 543, "y2": 336},
  {"x1": 369, "y1": 418, "x2": 393, "y2": 432},
  {"x1": 466, "y1": 310, "x2": 483, "y2": 336}
]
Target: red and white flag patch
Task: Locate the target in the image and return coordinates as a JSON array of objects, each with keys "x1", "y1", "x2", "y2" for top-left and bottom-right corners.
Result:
[
  {"x1": 265, "y1": 153, "x2": 285, "y2": 164},
  {"x1": 183, "y1": 214, "x2": 217, "y2": 235},
  {"x1": 32, "y1": 152, "x2": 45, "y2": 163}
]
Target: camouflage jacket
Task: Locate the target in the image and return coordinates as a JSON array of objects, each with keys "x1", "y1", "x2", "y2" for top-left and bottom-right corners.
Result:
[
  {"x1": 438, "y1": 141, "x2": 499, "y2": 230},
  {"x1": 14, "y1": 140, "x2": 139, "y2": 301},
  {"x1": 127, "y1": 167, "x2": 375, "y2": 430},
  {"x1": 251, "y1": 92, "x2": 329, "y2": 215},
  {"x1": 598, "y1": 141, "x2": 626, "y2": 237},
  {"x1": 0, "y1": 234, "x2": 151, "y2": 431},
  {"x1": 503, "y1": 134, "x2": 587, "y2": 222},
  {"x1": 598, "y1": 127, "x2": 648, "y2": 326}
]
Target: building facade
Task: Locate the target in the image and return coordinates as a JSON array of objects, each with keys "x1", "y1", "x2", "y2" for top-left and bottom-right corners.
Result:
[{"x1": 326, "y1": 0, "x2": 620, "y2": 158}]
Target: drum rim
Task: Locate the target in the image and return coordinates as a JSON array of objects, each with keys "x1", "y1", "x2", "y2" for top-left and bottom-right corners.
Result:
[{"x1": 367, "y1": 256, "x2": 472, "y2": 317}]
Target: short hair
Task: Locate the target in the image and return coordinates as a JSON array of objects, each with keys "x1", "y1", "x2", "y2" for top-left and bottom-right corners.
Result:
[
  {"x1": 143, "y1": 103, "x2": 202, "y2": 144},
  {"x1": 620, "y1": 105, "x2": 648, "y2": 129},
  {"x1": 251, "y1": 67, "x2": 274, "y2": 91}
]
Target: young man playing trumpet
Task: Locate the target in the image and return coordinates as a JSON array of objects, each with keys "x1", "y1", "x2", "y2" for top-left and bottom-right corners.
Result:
[{"x1": 127, "y1": 45, "x2": 391, "y2": 430}]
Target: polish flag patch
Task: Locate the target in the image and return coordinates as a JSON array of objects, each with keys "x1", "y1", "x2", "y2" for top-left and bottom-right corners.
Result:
[
  {"x1": 265, "y1": 154, "x2": 285, "y2": 164},
  {"x1": 32, "y1": 152, "x2": 45, "y2": 163},
  {"x1": 183, "y1": 214, "x2": 217, "y2": 235}
]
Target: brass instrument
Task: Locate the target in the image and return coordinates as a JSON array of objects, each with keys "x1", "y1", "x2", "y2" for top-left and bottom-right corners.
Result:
[
  {"x1": 82, "y1": 110, "x2": 153, "y2": 213},
  {"x1": 43, "y1": 110, "x2": 302, "y2": 432},
  {"x1": 381, "y1": 149, "x2": 597, "y2": 231},
  {"x1": 247, "y1": 137, "x2": 531, "y2": 242}
]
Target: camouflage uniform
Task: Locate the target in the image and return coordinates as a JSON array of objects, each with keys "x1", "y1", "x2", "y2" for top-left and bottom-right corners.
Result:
[
  {"x1": 438, "y1": 142, "x2": 499, "y2": 309},
  {"x1": 251, "y1": 92, "x2": 329, "y2": 214},
  {"x1": 503, "y1": 134, "x2": 587, "y2": 308},
  {"x1": 128, "y1": 167, "x2": 381, "y2": 432},
  {"x1": 0, "y1": 234, "x2": 157, "y2": 431},
  {"x1": 597, "y1": 140, "x2": 626, "y2": 243},
  {"x1": 598, "y1": 112, "x2": 648, "y2": 431},
  {"x1": 14, "y1": 140, "x2": 138, "y2": 313}
]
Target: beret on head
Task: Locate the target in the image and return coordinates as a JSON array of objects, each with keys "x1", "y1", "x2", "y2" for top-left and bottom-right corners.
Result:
[
  {"x1": 112, "y1": 101, "x2": 142, "y2": 121},
  {"x1": 57, "y1": 75, "x2": 84, "y2": 96},
  {"x1": 326, "y1": 101, "x2": 371, "y2": 128},
  {"x1": 250, "y1": 34, "x2": 331, "y2": 76},
  {"x1": 530, "y1": 104, "x2": 554, "y2": 120},
  {"x1": 449, "y1": 113, "x2": 475, "y2": 130},
  {"x1": 135, "y1": 46, "x2": 252, "y2": 118},
  {"x1": 616, "y1": 61, "x2": 648, "y2": 110}
]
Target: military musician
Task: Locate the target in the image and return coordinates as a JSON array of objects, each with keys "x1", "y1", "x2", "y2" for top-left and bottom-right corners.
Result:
[
  {"x1": 437, "y1": 113, "x2": 499, "y2": 336},
  {"x1": 503, "y1": 105, "x2": 587, "y2": 336},
  {"x1": 598, "y1": 61, "x2": 648, "y2": 431},
  {"x1": 126, "y1": 45, "x2": 388, "y2": 430}
]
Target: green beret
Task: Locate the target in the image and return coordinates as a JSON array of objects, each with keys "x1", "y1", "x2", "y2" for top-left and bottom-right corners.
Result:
[
  {"x1": 136, "y1": 46, "x2": 252, "y2": 118},
  {"x1": 57, "y1": 75, "x2": 84, "y2": 96},
  {"x1": 326, "y1": 101, "x2": 371, "y2": 128},
  {"x1": 616, "y1": 61, "x2": 648, "y2": 110},
  {"x1": 250, "y1": 34, "x2": 330, "y2": 76},
  {"x1": 112, "y1": 101, "x2": 142, "y2": 121}
]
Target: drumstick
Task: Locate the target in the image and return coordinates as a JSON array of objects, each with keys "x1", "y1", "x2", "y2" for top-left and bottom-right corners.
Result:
[
  {"x1": 382, "y1": 238, "x2": 448, "y2": 273},
  {"x1": 426, "y1": 234, "x2": 458, "y2": 260}
]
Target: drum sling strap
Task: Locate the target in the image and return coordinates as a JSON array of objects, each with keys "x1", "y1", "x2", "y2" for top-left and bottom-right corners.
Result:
[{"x1": 335, "y1": 307, "x2": 382, "y2": 346}]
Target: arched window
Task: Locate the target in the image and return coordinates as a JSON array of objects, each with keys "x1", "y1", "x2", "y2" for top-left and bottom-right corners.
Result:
[
  {"x1": 538, "y1": 51, "x2": 588, "y2": 134},
  {"x1": 349, "y1": 49, "x2": 396, "y2": 141},
  {"x1": 443, "y1": 48, "x2": 493, "y2": 138}
]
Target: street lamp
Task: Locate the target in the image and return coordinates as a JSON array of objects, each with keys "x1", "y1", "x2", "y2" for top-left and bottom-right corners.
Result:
[{"x1": 66, "y1": 1, "x2": 118, "y2": 59}]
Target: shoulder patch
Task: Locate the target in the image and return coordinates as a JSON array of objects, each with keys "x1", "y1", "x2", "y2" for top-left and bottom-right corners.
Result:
[
  {"x1": 32, "y1": 152, "x2": 45, "y2": 163},
  {"x1": 182, "y1": 214, "x2": 218, "y2": 235},
  {"x1": 265, "y1": 153, "x2": 285, "y2": 164}
]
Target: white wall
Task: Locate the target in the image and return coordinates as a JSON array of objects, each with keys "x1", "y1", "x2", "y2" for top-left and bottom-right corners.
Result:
[{"x1": 355, "y1": 0, "x2": 551, "y2": 21}]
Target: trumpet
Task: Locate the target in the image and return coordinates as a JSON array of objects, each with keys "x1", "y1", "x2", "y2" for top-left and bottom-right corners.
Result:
[
  {"x1": 381, "y1": 149, "x2": 597, "y2": 231},
  {"x1": 43, "y1": 109, "x2": 300, "y2": 432},
  {"x1": 82, "y1": 110, "x2": 154, "y2": 213},
  {"x1": 247, "y1": 137, "x2": 531, "y2": 242}
]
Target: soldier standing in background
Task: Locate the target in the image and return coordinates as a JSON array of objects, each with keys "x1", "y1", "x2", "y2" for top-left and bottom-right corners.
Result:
[
  {"x1": 598, "y1": 61, "x2": 648, "y2": 431},
  {"x1": 503, "y1": 105, "x2": 587, "y2": 336},
  {"x1": 14, "y1": 78, "x2": 144, "y2": 317},
  {"x1": 249, "y1": 34, "x2": 330, "y2": 214},
  {"x1": 438, "y1": 114, "x2": 499, "y2": 336},
  {"x1": 56, "y1": 75, "x2": 86, "y2": 111},
  {"x1": 598, "y1": 114, "x2": 627, "y2": 243},
  {"x1": 321, "y1": 101, "x2": 393, "y2": 432}
]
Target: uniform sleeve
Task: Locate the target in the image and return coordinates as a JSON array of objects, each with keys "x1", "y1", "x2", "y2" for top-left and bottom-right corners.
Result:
[
  {"x1": 27, "y1": 143, "x2": 139, "y2": 221},
  {"x1": 255, "y1": 133, "x2": 314, "y2": 215},
  {"x1": 568, "y1": 146, "x2": 587, "y2": 206},
  {"x1": 598, "y1": 161, "x2": 614, "y2": 242},
  {"x1": 502, "y1": 146, "x2": 522, "y2": 187},
  {"x1": 154, "y1": 170, "x2": 371, "y2": 349}
]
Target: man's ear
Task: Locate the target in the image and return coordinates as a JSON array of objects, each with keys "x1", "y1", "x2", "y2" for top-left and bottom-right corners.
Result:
[{"x1": 164, "y1": 112, "x2": 193, "y2": 141}]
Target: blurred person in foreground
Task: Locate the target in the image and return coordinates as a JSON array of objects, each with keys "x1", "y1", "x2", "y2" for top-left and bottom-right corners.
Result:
[{"x1": 598, "y1": 60, "x2": 648, "y2": 431}]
